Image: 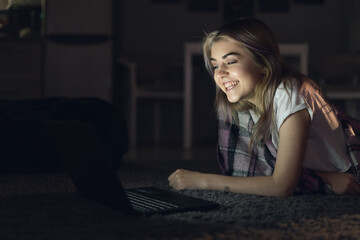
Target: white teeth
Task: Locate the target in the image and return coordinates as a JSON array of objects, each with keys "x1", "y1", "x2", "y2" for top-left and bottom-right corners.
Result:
[{"x1": 224, "y1": 81, "x2": 239, "y2": 89}]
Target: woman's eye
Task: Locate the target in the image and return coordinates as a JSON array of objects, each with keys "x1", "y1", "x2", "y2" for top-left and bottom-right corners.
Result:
[
  {"x1": 212, "y1": 65, "x2": 218, "y2": 70},
  {"x1": 227, "y1": 60, "x2": 237, "y2": 65}
]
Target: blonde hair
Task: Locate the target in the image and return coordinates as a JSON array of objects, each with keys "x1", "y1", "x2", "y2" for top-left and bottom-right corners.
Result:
[{"x1": 203, "y1": 18, "x2": 304, "y2": 148}]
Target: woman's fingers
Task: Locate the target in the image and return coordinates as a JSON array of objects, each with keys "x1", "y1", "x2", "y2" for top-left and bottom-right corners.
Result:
[
  {"x1": 168, "y1": 169, "x2": 185, "y2": 190},
  {"x1": 168, "y1": 169, "x2": 205, "y2": 190}
]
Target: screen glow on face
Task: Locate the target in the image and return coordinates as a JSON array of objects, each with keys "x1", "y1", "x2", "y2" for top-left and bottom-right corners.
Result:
[{"x1": 210, "y1": 39, "x2": 263, "y2": 104}]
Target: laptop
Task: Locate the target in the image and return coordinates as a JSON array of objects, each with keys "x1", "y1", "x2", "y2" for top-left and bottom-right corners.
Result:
[{"x1": 47, "y1": 121, "x2": 219, "y2": 216}]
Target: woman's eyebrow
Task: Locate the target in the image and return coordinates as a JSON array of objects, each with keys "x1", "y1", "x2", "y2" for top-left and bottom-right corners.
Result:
[
  {"x1": 222, "y1": 52, "x2": 241, "y2": 59},
  {"x1": 210, "y1": 52, "x2": 241, "y2": 61}
]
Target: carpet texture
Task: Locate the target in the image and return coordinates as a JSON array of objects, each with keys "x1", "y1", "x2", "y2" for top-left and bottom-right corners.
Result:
[{"x1": 1, "y1": 159, "x2": 360, "y2": 240}]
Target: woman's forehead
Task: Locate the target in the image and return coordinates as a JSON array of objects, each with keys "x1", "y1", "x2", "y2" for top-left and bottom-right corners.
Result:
[{"x1": 210, "y1": 38, "x2": 246, "y2": 56}]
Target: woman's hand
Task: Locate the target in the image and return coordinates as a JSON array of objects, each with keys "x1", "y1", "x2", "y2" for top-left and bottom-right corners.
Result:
[
  {"x1": 317, "y1": 172, "x2": 360, "y2": 195},
  {"x1": 168, "y1": 169, "x2": 208, "y2": 190}
]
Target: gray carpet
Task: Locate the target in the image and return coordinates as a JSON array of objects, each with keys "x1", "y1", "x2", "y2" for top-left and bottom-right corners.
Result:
[{"x1": 1, "y1": 159, "x2": 360, "y2": 240}]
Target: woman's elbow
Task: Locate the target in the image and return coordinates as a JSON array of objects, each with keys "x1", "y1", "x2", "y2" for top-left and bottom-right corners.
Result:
[
  {"x1": 271, "y1": 183, "x2": 297, "y2": 197},
  {"x1": 274, "y1": 189, "x2": 295, "y2": 197}
]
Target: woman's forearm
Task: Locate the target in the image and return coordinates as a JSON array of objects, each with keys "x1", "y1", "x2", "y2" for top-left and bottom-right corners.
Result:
[
  {"x1": 202, "y1": 173, "x2": 295, "y2": 197},
  {"x1": 168, "y1": 169, "x2": 297, "y2": 197}
]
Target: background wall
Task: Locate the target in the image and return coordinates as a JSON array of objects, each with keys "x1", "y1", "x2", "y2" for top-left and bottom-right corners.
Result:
[
  {"x1": 255, "y1": 0, "x2": 360, "y2": 82},
  {"x1": 0, "y1": 0, "x2": 7, "y2": 9},
  {"x1": 120, "y1": 0, "x2": 222, "y2": 82},
  {"x1": 121, "y1": 0, "x2": 359, "y2": 78}
]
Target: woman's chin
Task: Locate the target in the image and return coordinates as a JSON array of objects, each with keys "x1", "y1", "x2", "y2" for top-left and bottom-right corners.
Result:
[{"x1": 226, "y1": 94, "x2": 241, "y2": 103}]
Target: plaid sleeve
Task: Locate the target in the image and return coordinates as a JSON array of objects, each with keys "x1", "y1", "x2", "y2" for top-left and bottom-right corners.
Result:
[
  {"x1": 337, "y1": 110, "x2": 360, "y2": 184},
  {"x1": 297, "y1": 168, "x2": 325, "y2": 194},
  {"x1": 217, "y1": 115, "x2": 238, "y2": 176}
]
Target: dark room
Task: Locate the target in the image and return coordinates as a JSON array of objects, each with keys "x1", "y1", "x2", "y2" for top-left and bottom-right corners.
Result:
[{"x1": 0, "y1": 0, "x2": 360, "y2": 239}]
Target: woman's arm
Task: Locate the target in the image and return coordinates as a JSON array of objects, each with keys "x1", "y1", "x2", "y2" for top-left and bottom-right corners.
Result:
[
  {"x1": 315, "y1": 171, "x2": 360, "y2": 195},
  {"x1": 168, "y1": 109, "x2": 310, "y2": 197}
]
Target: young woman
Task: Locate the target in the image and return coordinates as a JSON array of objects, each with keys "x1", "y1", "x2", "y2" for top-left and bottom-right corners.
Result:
[{"x1": 168, "y1": 18, "x2": 360, "y2": 197}]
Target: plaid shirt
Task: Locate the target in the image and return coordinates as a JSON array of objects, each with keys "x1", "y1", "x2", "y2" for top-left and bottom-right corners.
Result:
[
  {"x1": 217, "y1": 110, "x2": 360, "y2": 194},
  {"x1": 337, "y1": 110, "x2": 360, "y2": 184}
]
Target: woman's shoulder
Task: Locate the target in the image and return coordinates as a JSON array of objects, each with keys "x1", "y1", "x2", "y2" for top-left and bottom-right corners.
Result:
[
  {"x1": 274, "y1": 77, "x2": 302, "y2": 103},
  {"x1": 275, "y1": 77, "x2": 321, "y2": 101},
  {"x1": 273, "y1": 77, "x2": 315, "y2": 126},
  {"x1": 274, "y1": 76, "x2": 331, "y2": 121}
]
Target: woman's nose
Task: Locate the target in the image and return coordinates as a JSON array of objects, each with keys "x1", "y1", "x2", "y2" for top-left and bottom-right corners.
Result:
[{"x1": 216, "y1": 65, "x2": 228, "y2": 79}]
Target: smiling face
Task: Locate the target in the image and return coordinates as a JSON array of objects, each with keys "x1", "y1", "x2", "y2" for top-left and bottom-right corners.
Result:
[{"x1": 210, "y1": 38, "x2": 263, "y2": 104}]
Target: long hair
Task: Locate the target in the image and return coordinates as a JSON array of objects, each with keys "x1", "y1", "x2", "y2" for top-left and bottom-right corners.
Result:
[{"x1": 203, "y1": 18, "x2": 304, "y2": 148}]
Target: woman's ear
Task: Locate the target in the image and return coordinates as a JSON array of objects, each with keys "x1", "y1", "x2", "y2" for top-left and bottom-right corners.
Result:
[{"x1": 262, "y1": 68, "x2": 269, "y2": 76}]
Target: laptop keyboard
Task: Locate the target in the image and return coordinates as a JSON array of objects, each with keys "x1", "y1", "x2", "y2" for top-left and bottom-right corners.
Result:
[{"x1": 125, "y1": 191, "x2": 180, "y2": 213}]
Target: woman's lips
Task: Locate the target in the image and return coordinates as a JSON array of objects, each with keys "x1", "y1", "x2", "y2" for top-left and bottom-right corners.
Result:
[{"x1": 223, "y1": 81, "x2": 239, "y2": 91}]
